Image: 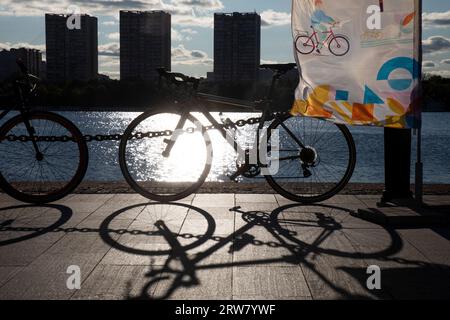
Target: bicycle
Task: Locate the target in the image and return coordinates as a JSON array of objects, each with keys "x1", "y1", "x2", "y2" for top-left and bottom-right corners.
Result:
[
  {"x1": 295, "y1": 24, "x2": 350, "y2": 56},
  {"x1": 119, "y1": 63, "x2": 356, "y2": 203},
  {"x1": 0, "y1": 60, "x2": 88, "y2": 203}
]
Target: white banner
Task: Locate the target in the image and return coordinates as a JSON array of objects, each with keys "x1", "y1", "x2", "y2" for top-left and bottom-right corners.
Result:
[{"x1": 291, "y1": 0, "x2": 421, "y2": 128}]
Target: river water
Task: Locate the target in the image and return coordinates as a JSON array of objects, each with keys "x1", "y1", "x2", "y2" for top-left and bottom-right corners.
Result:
[{"x1": 1, "y1": 111, "x2": 449, "y2": 184}]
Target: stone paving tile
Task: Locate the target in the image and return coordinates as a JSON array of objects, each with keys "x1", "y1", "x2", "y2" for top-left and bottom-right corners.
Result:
[
  {"x1": 321, "y1": 195, "x2": 366, "y2": 205},
  {"x1": 60, "y1": 194, "x2": 114, "y2": 213},
  {"x1": 0, "y1": 218, "x2": 132, "y2": 299},
  {"x1": 279, "y1": 207, "x2": 383, "y2": 230},
  {"x1": 99, "y1": 244, "x2": 171, "y2": 267},
  {"x1": 0, "y1": 266, "x2": 22, "y2": 287},
  {"x1": 154, "y1": 266, "x2": 233, "y2": 300},
  {"x1": 71, "y1": 265, "x2": 153, "y2": 300},
  {"x1": 232, "y1": 266, "x2": 312, "y2": 299},
  {"x1": 0, "y1": 232, "x2": 65, "y2": 266},
  {"x1": 398, "y1": 228, "x2": 450, "y2": 267},
  {"x1": 423, "y1": 195, "x2": 450, "y2": 206},
  {"x1": 181, "y1": 218, "x2": 233, "y2": 237},
  {"x1": 0, "y1": 255, "x2": 102, "y2": 299},
  {"x1": 188, "y1": 206, "x2": 236, "y2": 221},
  {"x1": 231, "y1": 224, "x2": 301, "y2": 268},
  {"x1": 136, "y1": 204, "x2": 190, "y2": 222},
  {"x1": 192, "y1": 194, "x2": 235, "y2": 208},
  {"x1": 289, "y1": 229, "x2": 387, "y2": 300},
  {"x1": 235, "y1": 194, "x2": 277, "y2": 204}
]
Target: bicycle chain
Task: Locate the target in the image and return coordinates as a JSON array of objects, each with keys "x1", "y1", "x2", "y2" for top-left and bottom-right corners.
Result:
[{"x1": 0, "y1": 116, "x2": 266, "y2": 143}]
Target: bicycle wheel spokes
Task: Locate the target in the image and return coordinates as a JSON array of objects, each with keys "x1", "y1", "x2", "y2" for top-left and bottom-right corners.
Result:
[
  {"x1": 0, "y1": 113, "x2": 87, "y2": 202},
  {"x1": 266, "y1": 116, "x2": 356, "y2": 203},
  {"x1": 120, "y1": 112, "x2": 212, "y2": 201}
]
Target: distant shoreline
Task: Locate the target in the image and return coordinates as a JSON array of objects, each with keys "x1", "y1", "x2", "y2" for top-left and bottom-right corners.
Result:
[
  {"x1": 3, "y1": 106, "x2": 449, "y2": 113},
  {"x1": 62, "y1": 182, "x2": 450, "y2": 195}
]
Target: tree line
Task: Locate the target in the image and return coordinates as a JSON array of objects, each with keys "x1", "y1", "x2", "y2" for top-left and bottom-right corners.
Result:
[{"x1": 0, "y1": 75, "x2": 448, "y2": 112}]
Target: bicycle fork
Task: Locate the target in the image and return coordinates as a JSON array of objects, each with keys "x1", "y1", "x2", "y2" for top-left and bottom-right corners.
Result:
[{"x1": 162, "y1": 111, "x2": 189, "y2": 158}]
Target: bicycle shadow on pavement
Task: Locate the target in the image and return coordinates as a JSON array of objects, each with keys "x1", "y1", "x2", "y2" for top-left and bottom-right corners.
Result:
[
  {"x1": 97, "y1": 201, "x2": 425, "y2": 300},
  {"x1": 0, "y1": 203, "x2": 73, "y2": 246}
]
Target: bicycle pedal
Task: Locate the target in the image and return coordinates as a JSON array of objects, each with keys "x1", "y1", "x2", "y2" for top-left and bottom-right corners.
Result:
[
  {"x1": 228, "y1": 164, "x2": 250, "y2": 182},
  {"x1": 303, "y1": 169, "x2": 312, "y2": 178}
]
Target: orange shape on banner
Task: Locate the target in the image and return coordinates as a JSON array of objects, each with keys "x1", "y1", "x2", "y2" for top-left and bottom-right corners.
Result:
[
  {"x1": 352, "y1": 103, "x2": 374, "y2": 122},
  {"x1": 306, "y1": 86, "x2": 333, "y2": 118}
]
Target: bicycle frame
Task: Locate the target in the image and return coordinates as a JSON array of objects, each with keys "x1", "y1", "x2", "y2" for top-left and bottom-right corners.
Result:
[
  {"x1": 310, "y1": 26, "x2": 337, "y2": 47},
  {"x1": 160, "y1": 72, "x2": 307, "y2": 178},
  {"x1": 0, "y1": 82, "x2": 42, "y2": 156}
]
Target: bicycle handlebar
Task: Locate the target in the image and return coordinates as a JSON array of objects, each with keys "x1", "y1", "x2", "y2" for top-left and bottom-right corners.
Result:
[
  {"x1": 15, "y1": 59, "x2": 40, "y2": 95},
  {"x1": 157, "y1": 68, "x2": 200, "y2": 90}
]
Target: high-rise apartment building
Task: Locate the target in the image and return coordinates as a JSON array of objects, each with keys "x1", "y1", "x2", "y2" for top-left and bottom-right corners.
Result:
[
  {"x1": 214, "y1": 12, "x2": 261, "y2": 82},
  {"x1": 0, "y1": 48, "x2": 42, "y2": 81},
  {"x1": 45, "y1": 13, "x2": 98, "y2": 83},
  {"x1": 120, "y1": 10, "x2": 171, "y2": 81}
]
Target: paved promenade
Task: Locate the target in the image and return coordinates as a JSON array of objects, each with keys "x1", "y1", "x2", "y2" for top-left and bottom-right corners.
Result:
[{"x1": 0, "y1": 193, "x2": 449, "y2": 300}]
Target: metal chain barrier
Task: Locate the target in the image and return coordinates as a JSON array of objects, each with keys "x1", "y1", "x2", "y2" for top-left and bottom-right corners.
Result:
[{"x1": 0, "y1": 115, "x2": 270, "y2": 143}]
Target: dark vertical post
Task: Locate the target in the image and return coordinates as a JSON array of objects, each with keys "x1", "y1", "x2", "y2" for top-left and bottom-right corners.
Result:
[
  {"x1": 382, "y1": 128, "x2": 413, "y2": 202},
  {"x1": 382, "y1": 0, "x2": 422, "y2": 203},
  {"x1": 414, "y1": 0, "x2": 424, "y2": 204}
]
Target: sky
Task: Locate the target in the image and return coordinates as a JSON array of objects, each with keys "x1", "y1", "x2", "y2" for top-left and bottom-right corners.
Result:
[{"x1": 0, "y1": 0, "x2": 449, "y2": 79}]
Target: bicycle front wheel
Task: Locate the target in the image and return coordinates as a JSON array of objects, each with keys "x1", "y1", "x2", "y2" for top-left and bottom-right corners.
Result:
[
  {"x1": 329, "y1": 35, "x2": 350, "y2": 56},
  {"x1": 265, "y1": 114, "x2": 356, "y2": 203},
  {"x1": 0, "y1": 112, "x2": 88, "y2": 203},
  {"x1": 119, "y1": 111, "x2": 212, "y2": 202}
]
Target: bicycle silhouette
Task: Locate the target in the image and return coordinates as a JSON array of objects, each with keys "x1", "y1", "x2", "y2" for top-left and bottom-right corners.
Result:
[{"x1": 295, "y1": 24, "x2": 350, "y2": 57}]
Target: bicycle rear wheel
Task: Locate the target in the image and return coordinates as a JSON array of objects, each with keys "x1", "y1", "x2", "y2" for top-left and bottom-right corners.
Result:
[
  {"x1": 119, "y1": 111, "x2": 212, "y2": 202},
  {"x1": 0, "y1": 112, "x2": 88, "y2": 203},
  {"x1": 265, "y1": 114, "x2": 356, "y2": 203},
  {"x1": 295, "y1": 35, "x2": 315, "y2": 55}
]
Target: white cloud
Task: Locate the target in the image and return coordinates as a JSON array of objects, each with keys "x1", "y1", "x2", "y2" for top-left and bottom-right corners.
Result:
[
  {"x1": 102, "y1": 21, "x2": 116, "y2": 26},
  {"x1": 172, "y1": 15, "x2": 213, "y2": 28},
  {"x1": 261, "y1": 59, "x2": 279, "y2": 65},
  {"x1": 107, "y1": 32, "x2": 120, "y2": 40},
  {"x1": 422, "y1": 36, "x2": 450, "y2": 55},
  {"x1": 0, "y1": 42, "x2": 45, "y2": 52},
  {"x1": 423, "y1": 60, "x2": 437, "y2": 68},
  {"x1": 261, "y1": 10, "x2": 291, "y2": 27},
  {"x1": 423, "y1": 11, "x2": 450, "y2": 28},
  {"x1": 425, "y1": 70, "x2": 450, "y2": 78},
  {"x1": 0, "y1": 0, "x2": 222, "y2": 29},
  {"x1": 99, "y1": 55, "x2": 119, "y2": 68},
  {"x1": 181, "y1": 28, "x2": 198, "y2": 35},
  {"x1": 98, "y1": 42, "x2": 120, "y2": 56},
  {"x1": 172, "y1": 28, "x2": 183, "y2": 42},
  {"x1": 171, "y1": 44, "x2": 212, "y2": 66}
]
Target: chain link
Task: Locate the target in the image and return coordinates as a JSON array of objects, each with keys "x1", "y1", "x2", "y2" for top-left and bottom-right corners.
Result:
[{"x1": 0, "y1": 115, "x2": 267, "y2": 143}]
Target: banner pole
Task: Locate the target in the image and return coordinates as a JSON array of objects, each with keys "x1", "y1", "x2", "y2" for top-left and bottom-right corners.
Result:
[{"x1": 415, "y1": 0, "x2": 424, "y2": 205}]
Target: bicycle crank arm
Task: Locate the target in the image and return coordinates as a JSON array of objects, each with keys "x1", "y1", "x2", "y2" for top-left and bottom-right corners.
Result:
[
  {"x1": 277, "y1": 155, "x2": 301, "y2": 162},
  {"x1": 228, "y1": 165, "x2": 250, "y2": 182}
]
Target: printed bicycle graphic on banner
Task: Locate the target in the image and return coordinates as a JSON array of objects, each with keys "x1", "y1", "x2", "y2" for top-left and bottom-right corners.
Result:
[
  {"x1": 295, "y1": 24, "x2": 350, "y2": 57},
  {"x1": 294, "y1": 0, "x2": 350, "y2": 57}
]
